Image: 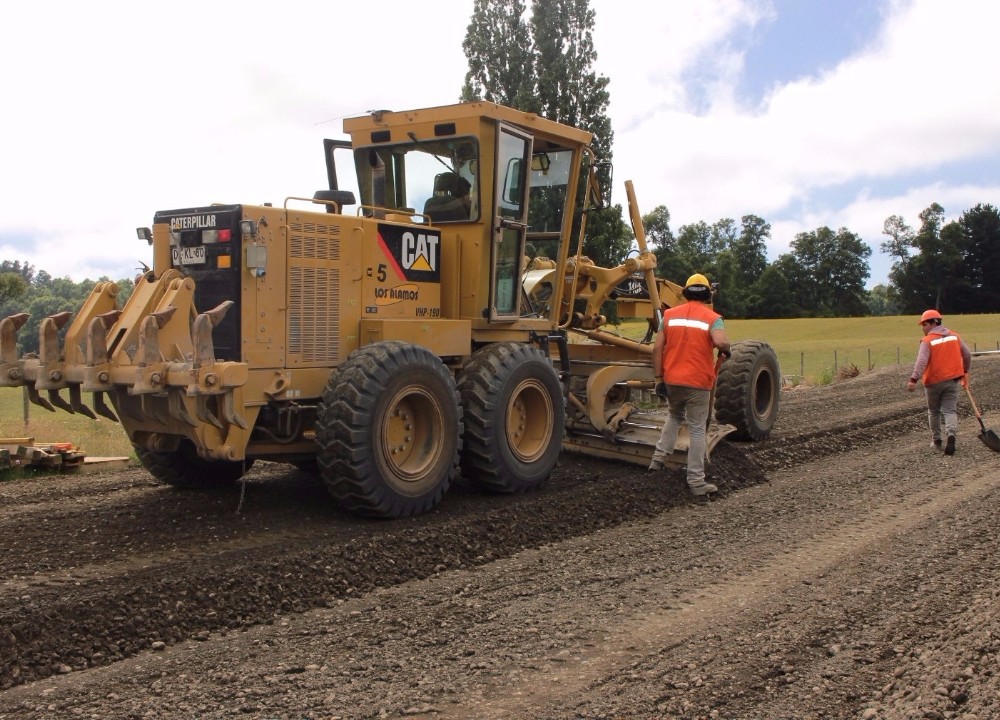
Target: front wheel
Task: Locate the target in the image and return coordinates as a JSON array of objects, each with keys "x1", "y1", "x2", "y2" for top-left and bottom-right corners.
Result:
[
  {"x1": 315, "y1": 341, "x2": 462, "y2": 518},
  {"x1": 135, "y1": 440, "x2": 254, "y2": 489},
  {"x1": 458, "y1": 342, "x2": 564, "y2": 493},
  {"x1": 714, "y1": 340, "x2": 781, "y2": 441}
]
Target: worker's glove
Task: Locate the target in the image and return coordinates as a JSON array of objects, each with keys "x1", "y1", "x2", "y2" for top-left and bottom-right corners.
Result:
[
  {"x1": 960, "y1": 374, "x2": 969, "y2": 388},
  {"x1": 719, "y1": 350, "x2": 732, "y2": 361},
  {"x1": 655, "y1": 382, "x2": 669, "y2": 400}
]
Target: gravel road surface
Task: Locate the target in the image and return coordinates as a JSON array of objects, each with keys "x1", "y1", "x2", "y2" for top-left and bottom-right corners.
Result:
[{"x1": 2, "y1": 357, "x2": 999, "y2": 720}]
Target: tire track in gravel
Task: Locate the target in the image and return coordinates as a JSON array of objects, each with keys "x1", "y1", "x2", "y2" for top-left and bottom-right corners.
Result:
[
  {"x1": 0, "y1": 443, "x2": 766, "y2": 690},
  {"x1": 432, "y1": 447, "x2": 1000, "y2": 719}
]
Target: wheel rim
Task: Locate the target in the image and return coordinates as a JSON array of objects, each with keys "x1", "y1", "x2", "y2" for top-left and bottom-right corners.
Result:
[
  {"x1": 380, "y1": 384, "x2": 444, "y2": 490},
  {"x1": 506, "y1": 378, "x2": 554, "y2": 463},
  {"x1": 752, "y1": 365, "x2": 776, "y2": 422}
]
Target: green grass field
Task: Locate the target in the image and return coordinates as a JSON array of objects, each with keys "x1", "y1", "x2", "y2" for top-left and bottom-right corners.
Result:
[
  {"x1": 1, "y1": 313, "x2": 997, "y2": 457},
  {"x1": 614, "y1": 313, "x2": 1000, "y2": 385}
]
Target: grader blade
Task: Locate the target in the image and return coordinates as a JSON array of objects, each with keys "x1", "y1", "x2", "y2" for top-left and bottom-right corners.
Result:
[{"x1": 563, "y1": 418, "x2": 736, "y2": 468}]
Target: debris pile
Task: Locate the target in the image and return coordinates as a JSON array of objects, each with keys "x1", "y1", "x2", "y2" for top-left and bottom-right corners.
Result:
[{"x1": 0, "y1": 437, "x2": 86, "y2": 472}]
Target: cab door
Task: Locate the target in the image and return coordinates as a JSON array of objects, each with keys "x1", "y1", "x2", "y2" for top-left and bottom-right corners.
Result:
[{"x1": 490, "y1": 123, "x2": 533, "y2": 322}]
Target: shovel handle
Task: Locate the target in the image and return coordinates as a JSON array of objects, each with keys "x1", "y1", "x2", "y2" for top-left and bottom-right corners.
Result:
[{"x1": 962, "y1": 381, "x2": 984, "y2": 420}]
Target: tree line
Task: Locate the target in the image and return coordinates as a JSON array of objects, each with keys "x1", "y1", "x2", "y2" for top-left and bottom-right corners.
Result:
[{"x1": 0, "y1": 261, "x2": 134, "y2": 356}]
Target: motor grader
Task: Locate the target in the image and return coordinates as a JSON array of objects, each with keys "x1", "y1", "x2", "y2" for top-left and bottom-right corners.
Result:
[{"x1": 0, "y1": 102, "x2": 779, "y2": 518}]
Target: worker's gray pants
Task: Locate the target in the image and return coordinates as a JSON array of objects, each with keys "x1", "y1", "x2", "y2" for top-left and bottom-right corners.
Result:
[
  {"x1": 925, "y1": 378, "x2": 959, "y2": 441},
  {"x1": 652, "y1": 385, "x2": 711, "y2": 487}
]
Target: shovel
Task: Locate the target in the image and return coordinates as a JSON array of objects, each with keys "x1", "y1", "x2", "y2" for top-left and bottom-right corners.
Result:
[{"x1": 962, "y1": 381, "x2": 1000, "y2": 452}]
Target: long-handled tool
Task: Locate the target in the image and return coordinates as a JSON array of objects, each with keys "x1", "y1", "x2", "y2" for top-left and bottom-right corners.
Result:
[{"x1": 962, "y1": 381, "x2": 1000, "y2": 452}]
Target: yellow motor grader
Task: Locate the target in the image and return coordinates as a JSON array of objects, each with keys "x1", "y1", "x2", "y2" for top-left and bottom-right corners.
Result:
[{"x1": 0, "y1": 102, "x2": 779, "y2": 518}]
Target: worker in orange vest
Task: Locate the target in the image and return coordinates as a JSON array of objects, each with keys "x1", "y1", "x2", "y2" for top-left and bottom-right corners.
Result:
[
  {"x1": 906, "y1": 309, "x2": 971, "y2": 455},
  {"x1": 649, "y1": 273, "x2": 731, "y2": 496}
]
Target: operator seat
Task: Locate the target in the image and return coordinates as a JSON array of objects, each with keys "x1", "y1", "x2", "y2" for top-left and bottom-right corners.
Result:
[{"x1": 423, "y1": 172, "x2": 470, "y2": 222}]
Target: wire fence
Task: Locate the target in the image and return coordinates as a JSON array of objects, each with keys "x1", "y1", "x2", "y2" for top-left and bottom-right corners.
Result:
[{"x1": 783, "y1": 341, "x2": 1000, "y2": 386}]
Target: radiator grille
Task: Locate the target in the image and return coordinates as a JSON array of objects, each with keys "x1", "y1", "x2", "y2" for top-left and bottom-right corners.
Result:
[
  {"x1": 288, "y1": 267, "x2": 340, "y2": 363},
  {"x1": 289, "y1": 222, "x2": 342, "y2": 260}
]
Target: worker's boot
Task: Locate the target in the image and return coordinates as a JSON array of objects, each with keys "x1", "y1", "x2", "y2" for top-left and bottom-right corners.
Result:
[
  {"x1": 945, "y1": 434, "x2": 956, "y2": 456},
  {"x1": 689, "y1": 481, "x2": 717, "y2": 496}
]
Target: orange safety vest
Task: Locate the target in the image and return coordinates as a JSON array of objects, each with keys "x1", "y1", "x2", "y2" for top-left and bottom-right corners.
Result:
[
  {"x1": 920, "y1": 331, "x2": 965, "y2": 385},
  {"x1": 660, "y1": 302, "x2": 721, "y2": 390}
]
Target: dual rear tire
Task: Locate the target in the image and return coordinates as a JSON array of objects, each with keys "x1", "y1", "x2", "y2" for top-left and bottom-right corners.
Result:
[{"x1": 314, "y1": 341, "x2": 564, "y2": 517}]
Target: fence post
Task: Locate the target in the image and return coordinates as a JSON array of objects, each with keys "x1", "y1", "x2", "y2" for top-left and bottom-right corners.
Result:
[
  {"x1": 868, "y1": 348, "x2": 872, "y2": 370},
  {"x1": 897, "y1": 347, "x2": 900, "y2": 364},
  {"x1": 834, "y1": 349, "x2": 838, "y2": 375},
  {"x1": 800, "y1": 352, "x2": 804, "y2": 381}
]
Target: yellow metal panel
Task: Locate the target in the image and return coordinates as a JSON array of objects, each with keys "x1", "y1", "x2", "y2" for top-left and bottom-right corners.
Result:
[{"x1": 360, "y1": 319, "x2": 471, "y2": 358}]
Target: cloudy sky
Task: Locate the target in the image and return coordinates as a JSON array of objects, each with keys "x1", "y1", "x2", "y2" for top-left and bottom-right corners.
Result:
[{"x1": 2, "y1": 0, "x2": 997, "y2": 288}]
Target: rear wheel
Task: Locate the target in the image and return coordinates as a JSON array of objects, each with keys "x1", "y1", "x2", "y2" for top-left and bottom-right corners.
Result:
[
  {"x1": 315, "y1": 341, "x2": 461, "y2": 518},
  {"x1": 458, "y1": 343, "x2": 564, "y2": 493},
  {"x1": 136, "y1": 440, "x2": 253, "y2": 489},
  {"x1": 714, "y1": 340, "x2": 781, "y2": 441}
]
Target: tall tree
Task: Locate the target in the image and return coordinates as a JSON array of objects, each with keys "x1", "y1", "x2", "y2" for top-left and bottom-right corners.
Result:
[
  {"x1": 715, "y1": 214, "x2": 771, "y2": 318},
  {"x1": 954, "y1": 203, "x2": 1000, "y2": 312},
  {"x1": 790, "y1": 226, "x2": 871, "y2": 316},
  {"x1": 0, "y1": 260, "x2": 35, "y2": 284},
  {"x1": 0, "y1": 272, "x2": 27, "y2": 305},
  {"x1": 746, "y1": 259, "x2": 799, "y2": 319},
  {"x1": 642, "y1": 205, "x2": 681, "y2": 281},
  {"x1": 530, "y1": 0, "x2": 612, "y2": 158},
  {"x1": 642, "y1": 205, "x2": 674, "y2": 251},
  {"x1": 732, "y1": 214, "x2": 770, "y2": 286},
  {"x1": 461, "y1": 0, "x2": 535, "y2": 107},
  {"x1": 899, "y1": 203, "x2": 965, "y2": 312},
  {"x1": 462, "y1": 0, "x2": 629, "y2": 273},
  {"x1": 673, "y1": 221, "x2": 714, "y2": 282}
]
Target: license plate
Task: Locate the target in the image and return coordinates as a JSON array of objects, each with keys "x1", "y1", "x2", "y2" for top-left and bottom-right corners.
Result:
[{"x1": 172, "y1": 246, "x2": 206, "y2": 266}]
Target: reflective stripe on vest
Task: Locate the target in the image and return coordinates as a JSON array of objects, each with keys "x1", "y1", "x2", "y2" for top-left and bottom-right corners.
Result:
[
  {"x1": 666, "y1": 317, "x2": 711, "y2": 331},
  {"x1": 921, "y1": 332, "x2": 964, "y2": 385}
]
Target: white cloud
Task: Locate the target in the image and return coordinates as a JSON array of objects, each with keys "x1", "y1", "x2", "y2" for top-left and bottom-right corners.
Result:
[{"x1": 597, "y1": 0, "x2": 1000, "y2": 285}]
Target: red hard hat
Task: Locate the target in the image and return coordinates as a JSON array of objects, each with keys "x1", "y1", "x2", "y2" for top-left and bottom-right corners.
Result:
[{"x1": 919, "y1": 309, "x2": 942, "y2": 324}]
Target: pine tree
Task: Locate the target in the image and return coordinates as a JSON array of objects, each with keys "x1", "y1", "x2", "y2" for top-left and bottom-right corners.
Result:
[{"x1": 461, "y1": 0, "x2": 535, "y2": 107}]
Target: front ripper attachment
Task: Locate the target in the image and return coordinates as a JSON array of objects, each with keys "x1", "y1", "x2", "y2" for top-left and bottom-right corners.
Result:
[{"x1": 0, "y1": 273, "x2": 251, "y2": 465}]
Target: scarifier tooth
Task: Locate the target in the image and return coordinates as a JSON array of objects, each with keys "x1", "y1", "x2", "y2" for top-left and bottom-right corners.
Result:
[
  {"x1": 69, "y1": 385, "x2": 97, "y2": 419},
  {"x1": 221, "y1": 391, "x2": 247, "y2": 429},
  {"x1": 93, "y1": 392, "x2": 119, "y2": 423},
  {"x1": 47, "y1": 389, "x2": 73, "y2": 413},
  {"x1": 196, "y1": 396, "x2": 224, "y2": 430},
  {"x1": 168, "y1": 390, "x2": 198, "y2": 427},
  {"x1": 27, "y1": 385, "x2": 55, "y2": 412}
]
